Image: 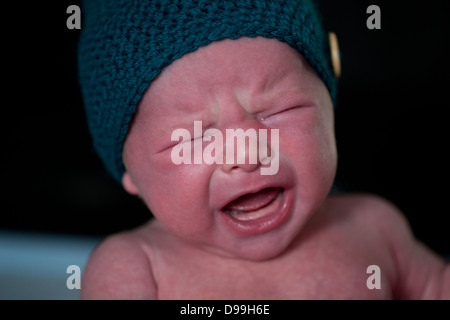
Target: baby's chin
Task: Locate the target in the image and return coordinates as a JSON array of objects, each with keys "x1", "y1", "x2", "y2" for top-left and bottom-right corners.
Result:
[
  {"x1": 203, "y1": 229, "x2": 301, "y2": 262},
  {"x1": 197, "y1": 216, "x2": 307, "y2": 262}
]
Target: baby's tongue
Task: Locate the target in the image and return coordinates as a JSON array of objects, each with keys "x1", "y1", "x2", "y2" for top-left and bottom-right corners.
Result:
[{"x1": 224, "y1": 188, "x2": 280, "y2": 213}]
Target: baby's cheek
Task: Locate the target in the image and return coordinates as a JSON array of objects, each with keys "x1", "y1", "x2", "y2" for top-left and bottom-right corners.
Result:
[
  {"x1": 280, "y1": 118, "x2": 336, "y2": 187},
  {"x1": 144, "y1": 162, "x2": 215, "y2": 236},
  {"x1": 307, "y1": 132, "x2": 337, "y2": 199}
]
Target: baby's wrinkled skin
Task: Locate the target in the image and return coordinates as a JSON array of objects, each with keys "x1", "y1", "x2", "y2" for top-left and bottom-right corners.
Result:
[{"x1": 81, "y1": 37, "x2": 449, "y2": 299}]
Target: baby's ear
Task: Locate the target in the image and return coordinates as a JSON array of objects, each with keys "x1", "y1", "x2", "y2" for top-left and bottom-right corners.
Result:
[{"x1": 122, "y1": 172, "x2": 139, "y2": 195}]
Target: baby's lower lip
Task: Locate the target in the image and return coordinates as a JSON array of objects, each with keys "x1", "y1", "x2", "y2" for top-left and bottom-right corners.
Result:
[{"x1": 220, "y1": 188, "x2": 293, "y2": 235}]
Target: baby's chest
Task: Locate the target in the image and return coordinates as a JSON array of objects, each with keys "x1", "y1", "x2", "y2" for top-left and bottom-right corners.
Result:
[{"x1": 155, "y1": 253, "x2": 392, "y2": 299}]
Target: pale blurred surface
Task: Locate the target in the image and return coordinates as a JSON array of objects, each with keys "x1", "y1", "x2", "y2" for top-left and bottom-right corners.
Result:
[{"x1": 0, "y1": 231, "x2": 100, "y2": 300}]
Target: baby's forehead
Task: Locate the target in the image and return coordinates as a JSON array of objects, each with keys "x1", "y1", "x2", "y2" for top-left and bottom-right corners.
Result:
[{"x1": 144, "y1": 37, "x2": 317, "y2": 107}]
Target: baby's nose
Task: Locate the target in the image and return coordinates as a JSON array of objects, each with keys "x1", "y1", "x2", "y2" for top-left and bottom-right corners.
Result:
[
  {"x1": 220, "y1": 124, "x2": 272, "y2": 174},
  {"x1": 221, "y1": 139, "x2": 261, "y2": 174}
]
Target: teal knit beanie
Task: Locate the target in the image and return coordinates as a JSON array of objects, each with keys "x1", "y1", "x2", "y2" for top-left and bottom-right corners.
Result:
[{"x1": 78, "y1": 0, "x2": 338, "y2": 183}]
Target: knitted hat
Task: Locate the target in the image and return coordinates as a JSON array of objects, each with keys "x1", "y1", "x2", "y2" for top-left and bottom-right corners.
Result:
[{"x1": 78, "y1": 0, "x2": 338, "y2": 183}]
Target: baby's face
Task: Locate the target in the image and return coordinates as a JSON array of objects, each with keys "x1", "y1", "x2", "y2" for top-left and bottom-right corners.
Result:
[{"x1": 122, "y1": 37, "x2": 337, "y2": 261}]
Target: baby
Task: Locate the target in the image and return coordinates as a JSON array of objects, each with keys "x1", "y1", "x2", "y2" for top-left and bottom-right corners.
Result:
[{"x1": 78, "y1": 0, "x2": 449, "y2": 299}]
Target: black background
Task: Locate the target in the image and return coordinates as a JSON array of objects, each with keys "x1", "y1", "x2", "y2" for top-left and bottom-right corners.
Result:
[{"x1": 3, "y1": 1, "x2": 449, "y2": 256}]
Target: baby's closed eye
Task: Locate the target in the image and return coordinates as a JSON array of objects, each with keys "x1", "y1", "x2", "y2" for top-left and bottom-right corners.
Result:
[{"x1": 258, "y1": 104, "x2": 312, "y2": 125}]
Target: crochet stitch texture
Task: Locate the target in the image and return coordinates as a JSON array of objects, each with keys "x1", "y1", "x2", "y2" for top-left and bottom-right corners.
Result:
[{"x1": 78, "y1": 0, "x2": 338, "y2": 182}]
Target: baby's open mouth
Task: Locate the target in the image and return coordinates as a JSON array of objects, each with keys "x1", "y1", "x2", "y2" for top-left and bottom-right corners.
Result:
[{"x1": 223, "y1": 187, "x2": 283, "y2": 221}]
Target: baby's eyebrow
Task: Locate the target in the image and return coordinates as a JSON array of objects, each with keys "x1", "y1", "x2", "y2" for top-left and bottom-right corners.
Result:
[
  {"x1": 262, "y1": 69, "x2": 318, "y2": 103},
  {"x1": 260, "y1": 55, "x2": 305, "y2": 87},
  {"x1": 159, "y1": 109, "x2": 213, "y2": 132}
]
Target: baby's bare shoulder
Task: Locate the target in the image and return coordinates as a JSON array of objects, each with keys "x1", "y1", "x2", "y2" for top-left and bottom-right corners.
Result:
[
  {"x1": 314, "y1": 193, "x2": 411, "y2": 264},
  {"x1": 322, "y1": 193, "x2": 409, "y2": 236},
  {"x1": 324, "y1": 193, "x2": 420, "y2": 259},
  {"x1": 81, "y1": 225, "x2": 157, "y2": 300},
  {"x1": 326, "y1": 193, "x2": 448, "y2": 299}
]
